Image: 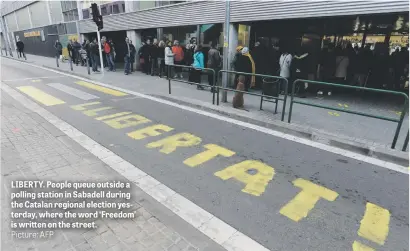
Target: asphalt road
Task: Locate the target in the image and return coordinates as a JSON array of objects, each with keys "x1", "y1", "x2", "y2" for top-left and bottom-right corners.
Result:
[{"x1": 2, "y1": 58, "x2": 408, "y2": 251}]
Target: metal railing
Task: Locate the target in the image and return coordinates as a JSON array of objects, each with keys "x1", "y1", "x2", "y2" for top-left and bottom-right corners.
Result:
[
  {"x1": 402, "y1": 130, "x2": 409, "y2": 152},
  {"x1": 217, "y1": 70, "x2": 288, "y2": 121},
  {"x1": 288, "y1": 79, "x2": 409, "y2": 149},
  {"x1": 168, "y1": 64, "x2": 216, "y2": 104}
]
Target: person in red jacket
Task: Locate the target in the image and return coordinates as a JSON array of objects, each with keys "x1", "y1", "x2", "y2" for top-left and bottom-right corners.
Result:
[{"x1": 172, "y1": 40, "x2": 184, "y2": 79}]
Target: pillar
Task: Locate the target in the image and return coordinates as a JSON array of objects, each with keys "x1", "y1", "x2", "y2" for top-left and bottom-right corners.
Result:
[
  {"x1": 227, "y1": 23, "x2": 238, "y2": 87},
  {"x1": 157, "y1": 28, "x2": 163, "y2": 41},
  {"x1": 2, "y1": 17, "x2": 14, "y2": 56},
  {"x1": 127, "y1": 30, "x2": 141, "y2": 70}
]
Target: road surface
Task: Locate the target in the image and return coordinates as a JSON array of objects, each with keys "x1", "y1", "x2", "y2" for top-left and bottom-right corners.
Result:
[{"x1": 2, "y1": 58, "x2": 408, "y2": 251}]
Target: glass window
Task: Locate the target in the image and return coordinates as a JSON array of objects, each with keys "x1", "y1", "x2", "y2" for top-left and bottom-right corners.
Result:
[
  {"x1": 83, "y1": 9, "x2": 90, "y2": 19},
  {"x1": 101, "y1": 6, "x2": 108, "y2": 16},
  {"x1": 112, "y1": 4, "x2": 119, "y2": 14}
]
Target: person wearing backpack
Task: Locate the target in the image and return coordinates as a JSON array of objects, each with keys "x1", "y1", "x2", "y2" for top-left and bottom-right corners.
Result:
[
  {"x1": 103, "y1": 37, "x2": 115, "y2": 71},
  {"x1": 207, "y1": 41, "x2": 221, "y2": 92}
]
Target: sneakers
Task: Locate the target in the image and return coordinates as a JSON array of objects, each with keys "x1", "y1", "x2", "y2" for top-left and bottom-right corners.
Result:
[
  {"x1": 179, "y1": 74, "x2": 184, "y2": 79},
  {"x1": 328, "y1": 92, "x2": 332, "y2": 96},
  {"x1": 174, "y1": 74, "x2": 178, "y2": 78}
]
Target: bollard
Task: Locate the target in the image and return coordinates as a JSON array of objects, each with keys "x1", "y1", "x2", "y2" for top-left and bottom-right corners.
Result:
[
  {"x1": 56, "y1": 56, "x2": 59, "y2": 67},
  {"x1": 69, "y1": 57, "x2": 73, "y2": 71},
  {"x1": 168, "y1": 66, "x2": 171, "y2": 94},
  {"x1": 86, "y1": 58, "x2": 90, "y2": 75}
]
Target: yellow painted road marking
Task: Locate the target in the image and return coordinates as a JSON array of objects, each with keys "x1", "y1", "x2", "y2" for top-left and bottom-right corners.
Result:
[
  {"x1": 279, "y1": 178, "x2": 338, "y2": 222},
  {"x1": 184, "y1": 144, "x2": 235, "y2": 167},
  {"x1": 358, "y1": 202, "x2": 390, "y2": 245},
  {"x1": 352, "y1": 241, "x2": 375, "y2": 251},
  {"x1": 338, "y1": 103, "x2": 349, "y2": 108},
  {"x1": 71, "y1": 102, "x2": 101, "y2": 111},
  {"x1": 328, "y1": 111, "x2": 340, "y2": 116},
  {"x1": 214, "y1": 160, "x2": 275, "y2": 196},
  {"x1": 147, "y1": 132, "x2": 202, "y2": 154},
  {"x1": 128, "y1": 124, "x2": 174, "y2": 140},
  {"x1": 104, "y1": 114, "x2": 151, "y2": 129},
  {"x1": 75, "y1": 81, "x2": 127, "y2": 96},
  {"x1": 31, "y1": 79, "x2": 42, "y2": 82},
  {"x1": 95, "y1": 112, "x2": 132, "y2": 121},
  {"x1": 83, "y1": 107, "x2": 113, "y2": 117},
  {"x1": 16, "y1": 86, "x2": 65, "y2": 106}
]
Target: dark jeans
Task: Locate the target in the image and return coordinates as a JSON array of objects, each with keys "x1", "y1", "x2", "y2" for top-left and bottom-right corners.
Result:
[
  {"x1": 208, "y1": 68, "x2": 218, "y2": 87},
  {"x1": 124, "y1": 55, "x2": 131, "y2": 74},
  {"x1": 174, "y1": 61, "x2": 183, "y2": 74},
  {"x1": 18, "y1": 50, "x2": 26, "y2": 60},
  {"x1": 190, "y1": 69, "x2": 202, "y2": 84},
  {"x1": 92, "y1": 54, "x2": 99, "y2": 72},
  {"x1": 142, "y1": 57, "x2": 150, "y2": 74},
  {"x1": 151, "y1": 58, "x2": 158, "y2": 75},
  {"x1": 158, "y1": 59, "x2": 165, "y2": 77},
  {"x1": 106, "y1": 53, "x2": 115, "y2": 71}
]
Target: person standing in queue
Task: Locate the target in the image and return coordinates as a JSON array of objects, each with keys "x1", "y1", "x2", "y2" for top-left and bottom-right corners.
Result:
[
  {"x1": 103, "y1": 37, "x2": 116, "y2": 71},
  {"x1": 207, "y1": 41, "x2": 221, "y2": 92},
  {"x1": 279, "y1": 47, "x2": 293, "y2": 94},
  {"x1": 139, "y1": 40, "x2": 150, "y2": 74},
  {"x1": 124, "y1": 37, "x2": 132, "y2": 75},
  {"x1": 191, "y1": 45, "x2": 205, "y2": 90},
  {"x1": 129, "y1": 40, "x2": 136, "y2": 72},
  {"x1": 235, "y1": 47, "x2": 255, "y2": 91},
  {"x1": 164, "y1": 41, "x2": 174, "y2": 79},
  {"x1": 172, "y1": 40, "x2": 184, "y2": 79},
  {"x1": 90, "y1": 38, "x2": 100, "y2": 73},
  {"x1": 157, "y1": 41, "x2": 166, "y2": 77}
]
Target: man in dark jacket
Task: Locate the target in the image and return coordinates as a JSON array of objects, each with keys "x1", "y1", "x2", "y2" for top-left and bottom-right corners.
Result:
[
  {"x1": 124, "y1": 37, "x2": 132, "y2": 75},
  {"x1": 54, "y1": 40, "x2": 63, "y2": 61},
  {"x1": 16, "y1": 39, "x2": 26, "y2": 60},
  {"x1": 72, "y1": 39, "x2": 82, "y2": 65},
  {"x1": 150, "y1": 39, "x2": 159, "y2": 76},
  {"x1": 90, "y1": 38, "x2": 100, "y2": 72},
  {"x1": 207, "y1": 41, "x2": 221, "y2": 92},
  {"x1": 138, "y1": 39, "x2": 151, "y2": 74}
]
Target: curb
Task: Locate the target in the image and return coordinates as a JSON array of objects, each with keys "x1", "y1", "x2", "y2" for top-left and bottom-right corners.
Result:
[
  {"x1": 152, "y1": 94, "x2": 409, "y2": 167},
  {"x1": 7, "y1": 57, "x2": 408, "y2": 167},
  {"x1": 1, "y1": 55, "x2": 34, "y2": 63}
]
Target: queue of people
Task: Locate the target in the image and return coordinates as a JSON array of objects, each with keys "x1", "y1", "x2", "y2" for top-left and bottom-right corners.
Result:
[{"x1": 53, "y1": 35, "x2": 409, "y2": 97}]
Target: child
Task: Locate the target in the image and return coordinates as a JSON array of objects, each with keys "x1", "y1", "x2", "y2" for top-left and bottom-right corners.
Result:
[{"x1": 233, "y1": 75, "x2": 245, "y2": 109}]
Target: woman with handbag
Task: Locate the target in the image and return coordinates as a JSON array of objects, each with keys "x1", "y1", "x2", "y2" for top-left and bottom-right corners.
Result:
[{"x1": 191, "y1": 45, "x2": 205, "y2": 90}]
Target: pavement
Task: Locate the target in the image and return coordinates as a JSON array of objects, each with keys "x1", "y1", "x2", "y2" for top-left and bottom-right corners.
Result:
[
  {"x1": 1, "y1": 76, "x2": 226, "y2": 251},
  {"x1": 2, "y1": 53, "x2": 409, "y2": 156},
  {"x1": 1, "y1": 56, "x2": 409, "y2": 251}
]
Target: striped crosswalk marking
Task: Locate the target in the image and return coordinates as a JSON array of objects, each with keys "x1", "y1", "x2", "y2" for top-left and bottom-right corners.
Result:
[
  {"x1": 75, "y1": 81, "x2": 127, "y2": 97},
  {"x1": 47, "y1": 83, "x2": 99, "y2": 100},
  {"x1": 16, "y1": 86, "x2": 65, "y2": 106}
]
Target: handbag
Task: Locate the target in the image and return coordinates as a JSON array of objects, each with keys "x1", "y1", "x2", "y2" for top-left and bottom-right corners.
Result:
[{"x1": 139, "y1": 58, "x2": 145, "y2": 64}]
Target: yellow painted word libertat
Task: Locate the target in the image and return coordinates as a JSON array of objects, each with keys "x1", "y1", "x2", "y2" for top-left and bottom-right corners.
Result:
[{"x1": 69, "y1": 101, "x2": 392, "y2": 246}]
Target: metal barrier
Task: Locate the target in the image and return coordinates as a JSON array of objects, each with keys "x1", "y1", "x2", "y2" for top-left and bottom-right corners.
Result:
[
  {"x1": 168, "y1": 64, "x2": 216, "y2": 104},
  {"x1": 217, "y1": 70, "x2": 288, "y2": 121},
  {"x1": 402, "y1": 130, "x2": 409, "y2": 152},
  {"x1": 288, "y1": 79, "x2": 409, "y2": 149}
]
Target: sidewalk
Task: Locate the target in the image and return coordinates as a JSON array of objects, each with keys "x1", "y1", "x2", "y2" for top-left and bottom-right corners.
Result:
[
  {"x1": 3, "y1": 54, "x2": 409, "y2": 154},
  {"x1": 1, "y1": 89, "x2": 225, "y2": 250}
]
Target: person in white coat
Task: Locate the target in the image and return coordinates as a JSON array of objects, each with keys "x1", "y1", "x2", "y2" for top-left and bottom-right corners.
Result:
[{"x1": 164, "y1": 41, "x2": 174, "y2": 79}]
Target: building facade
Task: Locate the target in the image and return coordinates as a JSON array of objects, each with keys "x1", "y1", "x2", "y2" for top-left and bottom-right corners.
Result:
[{"x1": 2, "y1": 1, "x2": 409, "y2": 73}]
